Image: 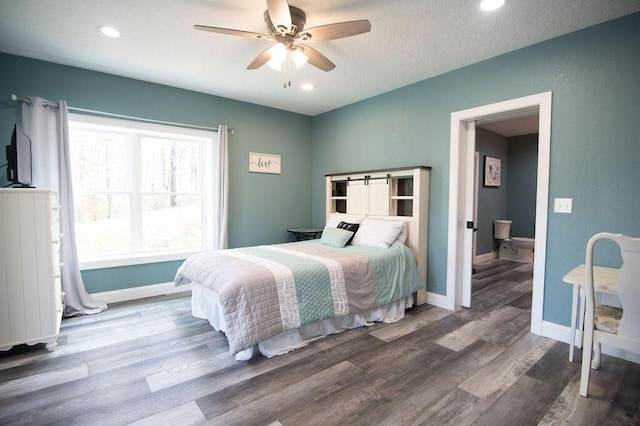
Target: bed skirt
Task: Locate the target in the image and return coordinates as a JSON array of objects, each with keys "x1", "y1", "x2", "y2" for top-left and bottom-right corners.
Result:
[{"x1": 190, "y1": 282, "x2": 414, "y2": 360}]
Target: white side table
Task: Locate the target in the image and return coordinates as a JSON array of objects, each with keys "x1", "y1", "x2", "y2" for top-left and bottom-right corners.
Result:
[{"x1": 563, "y1": 264, "x2": 619, "y2": 362}]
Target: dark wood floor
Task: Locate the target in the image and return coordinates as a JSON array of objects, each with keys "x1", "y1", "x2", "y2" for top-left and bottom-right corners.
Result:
[{"x1": 1, "y1": 259, "x2": 639, "y2": 425}]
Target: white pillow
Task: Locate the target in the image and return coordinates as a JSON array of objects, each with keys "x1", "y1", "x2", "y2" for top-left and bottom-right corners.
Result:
[
  {"x1": 395, "y1": 222, "x2": 408, "y2": 245},
  {"x1": 351, "y1": 218, "x2": 406, "y2": 249},
  {"x1": 325, "y1": 213, "x2": 365, "y2": 228}
]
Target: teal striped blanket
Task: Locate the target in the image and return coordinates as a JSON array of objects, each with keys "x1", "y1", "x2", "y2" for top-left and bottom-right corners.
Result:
[{"x1": 175, "y1": 241, "x2": 423, "y2": 355}]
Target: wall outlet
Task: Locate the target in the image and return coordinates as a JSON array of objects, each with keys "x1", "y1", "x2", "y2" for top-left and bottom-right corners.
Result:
[{"x1": 554, "y1": 198, "x2": 573, "y2": 213}]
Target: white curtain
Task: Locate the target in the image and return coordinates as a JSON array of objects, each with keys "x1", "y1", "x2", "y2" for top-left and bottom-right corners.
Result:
[
  {"x1": 215, "y1": 125, "x2": 229, "y2": 249},
  {"x1": 22, "y1": 97, "x2": 107, "y2": 316}
]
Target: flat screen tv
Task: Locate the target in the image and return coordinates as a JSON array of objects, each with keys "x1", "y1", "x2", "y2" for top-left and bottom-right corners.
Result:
[{"x1": 5, "y1": 124, "x2": 33, "y2": 187}]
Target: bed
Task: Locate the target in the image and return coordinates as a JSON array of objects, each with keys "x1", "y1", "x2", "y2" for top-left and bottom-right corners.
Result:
[{"x1": 174, "y1": 213, "x2": 426, "y2": 360}]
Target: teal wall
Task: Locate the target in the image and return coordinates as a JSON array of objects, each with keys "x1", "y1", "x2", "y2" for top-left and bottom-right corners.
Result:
[
  {"x1": 476, "y1": 128, "x2": 509, "y2": 255},
  {"x1": 0, "y1": 53, "x2": 312, "y2": 293},
  {"x1": 475, "y1": 130, "x2": 538, "y2": 256},
  {"x1": 507, "y1": 134, "x2": 538, "y2": 239},
  {"x1": 311, "y1": 13, "x2": 640, "y2": 326},
  {"x1": 2, "y1": 12, "x2": 639, "y2": 327}
]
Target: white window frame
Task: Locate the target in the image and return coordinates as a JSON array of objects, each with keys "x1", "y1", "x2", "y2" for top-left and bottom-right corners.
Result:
[{"x1": 69, "y1": 113, "x2": 216, "y2": 270}]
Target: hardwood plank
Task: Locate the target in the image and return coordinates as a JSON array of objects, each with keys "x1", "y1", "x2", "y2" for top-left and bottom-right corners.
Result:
[
  {"x1": 0, "y1": 322, "x2": 217, "y2": 382},
  {"x1": 538, "y1": 356, "x2": 628, "y2": 425},
  {"x1": 526, "y1": 341, "x2": 580, "y2": 390},
  {"x1": 418, "y1": 388, "x2": 492, "y2": 426},
  {"x1": 508, "y1": 291, "x2": 533, "y2": 310},
  {"x1": 195, "y1": 332, "x2": 386, "y2": 418},
  {"x1": 481, "y1": 309, "x2": 532, "y2": 348},
  {"x1": 606, "y1": 360, "x2": 640, "y2": 425},
  {"x1": 473, "y1": 374, "x2": 556, "y2": 425},
  {"x1": 0, "y1": 343, "x2": 214, "y2": 422},
  {"x1": 352, "y1": 340, "x2": 506, "y2": 425},
  {"x1": 206, "y1": 361, "x2": 364, "y2": 426},
  {"x1": 63, "y1": 325, "x2": 385, "y2": 424},
  {"x1": 454, "y1": 288, "x2": 528, "y2": 320},
  {"x1": 368, "y1": 306, "x2": 451, "y2": 342},
  {"x1": 278, "y1": 341, "x2": 466, "y2": 425},
  {"x1": 0, "y1": 364, "x2": 88, "y2": 400},
  {"x1": 458, "y1": 333, "x2": 556, "y2": 402},
  {"x1": 128, "y1": 401, "x2": 206, "y2": 426},
  {"x1": 436, "y1": 305, "x2": 523, "y2": 351},
  {"x1": 146, "y1": 350, "x2": 238, "y2": 392},
  {"x1": 1, "y1": 377, "x2": 152, "y2": 426}
]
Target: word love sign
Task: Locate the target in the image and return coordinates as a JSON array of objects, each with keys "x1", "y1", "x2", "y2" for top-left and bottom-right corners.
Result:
[{"x1": 249, "y1": 152, "x2": 281, "y2": 174}]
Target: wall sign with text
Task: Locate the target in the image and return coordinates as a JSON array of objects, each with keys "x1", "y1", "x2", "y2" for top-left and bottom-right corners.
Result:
[{"x1": 249, "y1": 152, "x2": 281, "y2": 174}]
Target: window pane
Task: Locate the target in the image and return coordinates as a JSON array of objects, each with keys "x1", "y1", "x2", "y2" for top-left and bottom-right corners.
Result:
[
  {"x1": 140, "y1": 138, "x2": 201, "y2": 193},
  {"x1": 141, "y1": 194, "x2": 203, "y2": 251},
  {"x1": 74, "y1": 194, "x2": 131, "y2": 256},
  {"x1": 69, "y1": 129, "x2": 131, "y2": 192}
]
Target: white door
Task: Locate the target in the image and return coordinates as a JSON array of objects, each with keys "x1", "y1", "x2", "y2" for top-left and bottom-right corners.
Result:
[
  {"x1": 461, "y1": 121, "x2": 476, "y2": 308},
  {"x1": 346, "y1": 180, "x2": 367, "y2": 214},
  {"x1": 367, "y1": 178, "x2": 390, "y2": 216}
]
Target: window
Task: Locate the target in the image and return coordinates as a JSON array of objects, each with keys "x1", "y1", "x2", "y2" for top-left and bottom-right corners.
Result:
[{"x1": 69, "y1": 114, "x2": 216, "y2": 269}]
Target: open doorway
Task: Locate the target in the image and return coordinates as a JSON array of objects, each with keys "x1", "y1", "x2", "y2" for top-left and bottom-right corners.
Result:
[
  {"x1": 446, "y1": 92, "x2": 552, "y2": 336},
  {"x1": 474, "y1": 114, "x2": 539, "y2": 265}
]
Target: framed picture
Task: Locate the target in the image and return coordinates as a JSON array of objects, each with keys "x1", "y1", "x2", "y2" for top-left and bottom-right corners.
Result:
[
  {"x1": 484, "y1": 156, "x2": 501, "y2": 187},
  {"x1": 249, "y1": 152, "x2": 281, "y2": 174}
]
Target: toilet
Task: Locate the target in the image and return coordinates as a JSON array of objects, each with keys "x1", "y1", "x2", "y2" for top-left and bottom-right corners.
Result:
[{"x1": 493, "y1": 219, "x2": 535, "y2": 263}]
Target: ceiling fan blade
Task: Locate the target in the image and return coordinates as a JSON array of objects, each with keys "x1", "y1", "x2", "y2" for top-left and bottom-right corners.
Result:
[
  {"x1": 300, "y1": 45, "x2": 335, "y2": 72},
  {"x1": 266, "y1": 0, "x2": 292, "y2": 34},
  {"x1": 247, "y1": 48, "x2": 272, "y2": 70},
  {"x1": 300, "y1": 20, "x2": 371, "y2": 42},
  {"x1": 194, "y1": 25, "x2": 274, "y2": 41}
]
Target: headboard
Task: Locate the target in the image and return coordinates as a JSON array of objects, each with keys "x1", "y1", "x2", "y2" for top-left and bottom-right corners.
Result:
[{"x1": 325, "y1": 166, "x2": 430, "y2": 304}]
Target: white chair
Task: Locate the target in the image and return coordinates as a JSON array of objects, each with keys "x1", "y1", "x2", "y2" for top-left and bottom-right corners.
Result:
[{"x1": 580, "y1": 232, "x2": 640, "y2": 397}]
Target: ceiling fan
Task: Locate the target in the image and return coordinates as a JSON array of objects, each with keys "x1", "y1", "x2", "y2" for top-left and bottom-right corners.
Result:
[{"x1": 194, "y1": 0, "x2": 371, "y2": 74}]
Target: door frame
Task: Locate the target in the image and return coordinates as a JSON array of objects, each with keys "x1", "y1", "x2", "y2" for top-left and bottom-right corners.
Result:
[{"x1": 445, "y1": 92, "x2": 552, "y2": 335}]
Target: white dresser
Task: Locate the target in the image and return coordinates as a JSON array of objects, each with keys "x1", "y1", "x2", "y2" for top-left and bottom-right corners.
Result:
[{"x1": 0, "y1": 188, "x2": 64, "y2": 351}]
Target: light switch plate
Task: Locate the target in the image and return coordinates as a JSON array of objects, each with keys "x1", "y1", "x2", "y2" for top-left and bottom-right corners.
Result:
[{"x1": 554, "y1": 198, "x2": 573, "y2": 213}]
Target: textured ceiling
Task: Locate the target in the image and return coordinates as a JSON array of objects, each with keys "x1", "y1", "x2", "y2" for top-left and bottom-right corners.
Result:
[{"x1": 1, "y1": 0, "x2": 639, "y2": 116}]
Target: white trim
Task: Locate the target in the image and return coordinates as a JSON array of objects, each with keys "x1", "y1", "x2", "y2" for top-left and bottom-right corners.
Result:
[
  {"x1": 447, "y1": 91, "x2": 552, "y2": 337},
  {"x1": 425, "y1": 290, "x2": 453, "y2": 310},
  {"x1": 80, "y1": 249, "x2": 205, "y2": 270},
  {"x1": 474, "y1": 252, "x2": 496, "y2": 264},
  {"x1": 91, "y1": 282, "x2": 191, "y2": 304},
  {"x1": 472, "y1": 151, "x2": 479, "y2": 264},
  {"x1": 461, "y1": 122, "x2": 476, "y2": 308},
  {"x1": 542, "y1": 321, "x2": 640, "y2": 364},
  {"x1": 542, "y1": 319, "x2": 572, "y2": 343}
]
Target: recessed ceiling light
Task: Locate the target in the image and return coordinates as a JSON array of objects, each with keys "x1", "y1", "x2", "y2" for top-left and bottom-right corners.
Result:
[
  {"x1": 301, "y1": 83, "x2": 315, "y2": 91},
  {"x1": 98, "y1": 26, "x2": 122, "y2": 38},
  {"x1": 480, "y1": 0, "x2": 505, "y2": 11}
]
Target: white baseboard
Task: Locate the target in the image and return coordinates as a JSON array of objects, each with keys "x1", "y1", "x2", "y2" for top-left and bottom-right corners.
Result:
[
  {"x1": 92, "y1": 282, "x2": 191, "y2": 304},
  {"x1": 542, "y1": 320, "x2": 640, "y2": 364},
  {"x1": 541, "y1": 320, "x2": 570, "y2": 343},
  {"x1": 474, "y1": 252, "x2": 496, "y2": 264},
  {"x1": 425, "y1": 291, "x2": 454, "y2": 310}
]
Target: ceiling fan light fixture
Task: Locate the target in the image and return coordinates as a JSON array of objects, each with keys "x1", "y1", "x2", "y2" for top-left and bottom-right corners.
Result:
[
  {"x1": 291, "y1": 47, "x2": 308, "y2": 69},
  {"x1": 301, "y1": 83, "x2": 315, "y2": 91},
  {"x1": 267, "y1": 57, "x2": 283, "y2": 71},
  {"x1": 480, "y1": 0, "x2": 505, "y2": 11},
  {"x1": 269, "y1": 42, "x2": 287, "y2": 61},
  {"x1": 267, "y1": 42, "x2": 286, "y2": 70}
]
